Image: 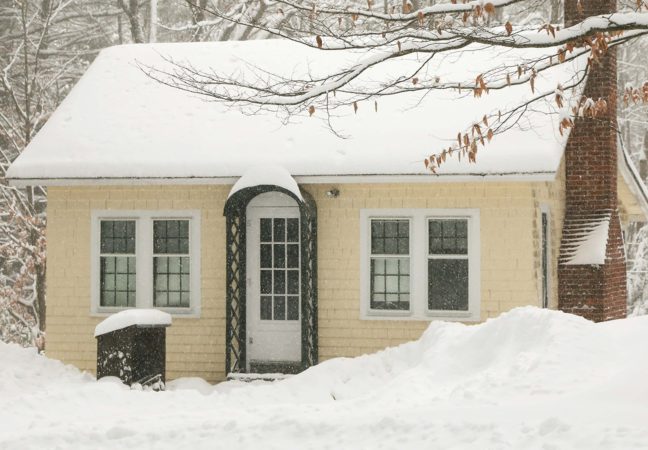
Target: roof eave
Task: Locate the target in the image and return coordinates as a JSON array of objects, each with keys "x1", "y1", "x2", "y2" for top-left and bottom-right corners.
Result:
[{"x1": 6, "y1": 171, "x2": 558, "y2": 187}]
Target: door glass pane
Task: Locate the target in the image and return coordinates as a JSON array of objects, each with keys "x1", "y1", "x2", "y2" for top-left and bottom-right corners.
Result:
[
  {"x1": 273, "y1": 219, "x2": 286, "y2": 242},
  {"x1": 274, "y1": 297, "x2": 286, "y2": 320},
  {"x1": 260, "y1": 219, "x2": 272, "y2": 242},
  {"x1": 287, "y1": 219, "x2": 299, "y2": 242},
  {"x1": 287, "y1": 244, "x2": 299, "y2": 268},
  {"x1": 274, "y1": 244, "x2": 285, "y2": 268},
  {"x1": 274, "y1": 270, "x2": 286, "y2": 294},
  {"x1": 258, "y1": 216, "x2": 300, "y2": 322},
  {"x1": 260, "y1": 244, "x2": 272, "y2": 268},
  {"x1": 287, "y1": 270, "x2": 299, "y2": 295},
  {"x1": 287, "y1": 296, "x2": 299, "y2": 320},
  {"x1": 260, "y1": 296, "x2": 272, "y2": 320},
  {"x1": 260, "y1": 270, "x2": 272, "y2": 294}
]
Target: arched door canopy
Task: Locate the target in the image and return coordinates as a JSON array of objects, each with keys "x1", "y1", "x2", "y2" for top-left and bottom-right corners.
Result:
[{"x1": 223, "y1": 166, "x2": 317, "y2": 375}]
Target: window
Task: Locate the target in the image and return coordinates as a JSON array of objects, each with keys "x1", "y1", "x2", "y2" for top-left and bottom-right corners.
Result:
[
  {"x1": 92, "y1": 211, "x2": 200, "y2": 316},
  {"x1": 153, "y1": 220, "x2": 191, "y2": 308},
  {"x1": 100, "y1": 220, "x2": 136, "y2": 307},
  {"x1": 361, "y1": 209, "x2": 479, "y2": 321},
  {"x1": 428, "y1": 219, "x2": 469, "y2": 312},
  {"x1": 369, "y1": 219, "x2": 410, "y2": 310}
]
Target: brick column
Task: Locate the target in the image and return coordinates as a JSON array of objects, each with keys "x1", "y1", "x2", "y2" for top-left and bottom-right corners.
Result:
[{"x1": 558, "y1": 0, "x2": 627, "y2": 321}]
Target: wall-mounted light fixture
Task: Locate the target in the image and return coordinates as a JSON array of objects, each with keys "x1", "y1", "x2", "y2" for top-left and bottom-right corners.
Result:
[{"x1": 325, "y1": 188, "x2": 340, "y2": 198}]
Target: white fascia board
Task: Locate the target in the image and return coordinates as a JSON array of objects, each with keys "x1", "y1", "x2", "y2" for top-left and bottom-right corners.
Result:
[{"x1": 7, "y1": 171, "x2": 558, "y2": 187}]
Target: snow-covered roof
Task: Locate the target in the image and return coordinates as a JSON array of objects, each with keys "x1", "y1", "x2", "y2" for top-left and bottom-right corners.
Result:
[{"x1": 7, "y1": 39, "x2": 587, "y2": 185}]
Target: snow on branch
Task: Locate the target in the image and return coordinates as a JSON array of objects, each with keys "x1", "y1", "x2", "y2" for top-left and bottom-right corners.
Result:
[{"x1": 145, "y1": 0, "x2": 648, "y2": 172}]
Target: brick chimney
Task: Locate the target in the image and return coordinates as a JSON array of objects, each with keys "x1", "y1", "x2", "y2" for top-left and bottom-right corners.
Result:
[{"x1": 558, "y1": 0, "x2": 627, "y2": 321}]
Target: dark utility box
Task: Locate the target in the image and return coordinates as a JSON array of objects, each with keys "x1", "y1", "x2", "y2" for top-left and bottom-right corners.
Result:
[{"x1": 96, "y1": 325, "x2": 167, "y2": 388}]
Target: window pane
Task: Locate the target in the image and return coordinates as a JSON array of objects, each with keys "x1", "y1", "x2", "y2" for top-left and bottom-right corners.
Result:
[
  {"x1": 154, "y1": 256, "x2": 190, "y2": 308},
  {"x1": 371, "y1": 237, "x2": 385, "y2": 254},
  {"x1": 370, "y1": 257, "x2": 409, "y2": 310},
  {"x1": 168, "y1": 292, "x2": 181, "y2": 307},
  {"x1": 154, "y1": 220, "x2": 189, "y2": 254},
  {"x1": 260, "y1": 296, "x2": 272, "y2": 320},
  {"x1": 287, "y1": 219, "x2": 299, "y2": 242},
  {"x1": 100, "y1": 220, "x2": 135, "y2": 254},
  {"x1": 116, "y1": 291, "x2": 128, "y2": 307},
  {"x1": 274, "y1": 296, "x2": 286, "y2": 320},
  {"x1": 371, "y1": 219, "x2": 409, "y2": 255},
  {"x1": 100, "y1": 256, "x2": 136, "y2": 307},
  {"x1": 428, "y1": 259, "x2": 469, "y2": 311},
  {"x1": 429, "y1": 219, "x2": 468, "y2": 255},
  {"x1": 287, "y1": 296, "x2": 299, "y2": 320},
  {"x1": 260, "y1": 219, "x2": 272, "y2": 242}
]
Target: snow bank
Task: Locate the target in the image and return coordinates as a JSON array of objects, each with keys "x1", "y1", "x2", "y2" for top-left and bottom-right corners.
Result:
[
  {"x1": 2, "y1": 307, "x2": 648, "y2": 449},
  {"x1": 94, "y1": 309, "x2": 171, "y2": 337}
]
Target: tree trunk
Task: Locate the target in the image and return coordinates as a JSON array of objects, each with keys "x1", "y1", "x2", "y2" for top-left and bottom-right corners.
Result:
[{"x1": 118, "y1": 0, "x2": 145, "y2": 43}]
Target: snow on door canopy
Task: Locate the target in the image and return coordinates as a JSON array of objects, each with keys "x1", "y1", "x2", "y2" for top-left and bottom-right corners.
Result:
[
  {"x1": 228, "y1": 165, "x2": 303, "y2": 201},
  {"x1": 6, "y1": 39, "x2": 587, "y2": 183}
]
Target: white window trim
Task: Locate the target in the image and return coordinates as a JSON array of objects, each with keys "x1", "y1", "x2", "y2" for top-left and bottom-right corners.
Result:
[
  {"x1": 360, "y1": 208, "x2": 480, "y2": 322},
  {"x1": 90, "y1": 210, "x2": 201, "y2": 317}
]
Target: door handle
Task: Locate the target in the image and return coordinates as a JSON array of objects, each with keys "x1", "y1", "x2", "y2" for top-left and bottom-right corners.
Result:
[{"x1": 249, "y1": 336, "x2": 254, "y2": 344}]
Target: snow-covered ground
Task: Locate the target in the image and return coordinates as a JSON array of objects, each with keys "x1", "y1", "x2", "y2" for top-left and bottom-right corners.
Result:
[{"x1": 1, "y1": 307, "x2": 648, "y2": 449}]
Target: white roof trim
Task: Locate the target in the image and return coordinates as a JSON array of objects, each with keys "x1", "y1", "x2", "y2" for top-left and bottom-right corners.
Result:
[{"x1": 7, "y1": 171, "x2": 557, "y2": 187}]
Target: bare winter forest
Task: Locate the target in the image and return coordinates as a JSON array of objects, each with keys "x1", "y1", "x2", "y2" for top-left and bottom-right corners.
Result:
[{"x1": 2, "y1": 0, "x2": 648, "y2": 349}]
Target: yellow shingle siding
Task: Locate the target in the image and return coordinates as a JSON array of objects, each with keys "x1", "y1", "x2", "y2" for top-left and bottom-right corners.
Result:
[
  {"x1": 46, "y1": 186, "x2": 228, "y2": 382},
  {"x1": 46, "y1": 178, "x2": 566, "y2": 382}
]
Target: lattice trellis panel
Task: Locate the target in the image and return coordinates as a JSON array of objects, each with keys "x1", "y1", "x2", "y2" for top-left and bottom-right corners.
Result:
[{"x1": 225, "y1": 213, "x2": 246, "y2": 374}]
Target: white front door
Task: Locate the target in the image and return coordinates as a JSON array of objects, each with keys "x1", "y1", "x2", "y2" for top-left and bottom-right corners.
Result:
[{"x1": 246, "y1": 196, "x2": 301, "y2": 371}]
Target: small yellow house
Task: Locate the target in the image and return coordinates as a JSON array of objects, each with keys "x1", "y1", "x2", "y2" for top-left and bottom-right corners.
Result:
[{"x1": 7, "y1": 40, "x2": 648, "y2": 382}]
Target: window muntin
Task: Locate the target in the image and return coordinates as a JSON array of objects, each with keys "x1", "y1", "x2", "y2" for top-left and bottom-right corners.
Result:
[
  {"x1": 370, "y1": 219, "x2": 410, "y2": 311},
  {"x1": 153, "y1": 220, "x2": 191, "y2": 308},
  {"x1": 428, "y1": 219, "x2": 469, "y2": 312},
  {"x1": 100, "y1": 220, "x2": 136, "y2": 307},
  {"x1": 260, "y1": 217, "x2": 300, "y2": 321}
]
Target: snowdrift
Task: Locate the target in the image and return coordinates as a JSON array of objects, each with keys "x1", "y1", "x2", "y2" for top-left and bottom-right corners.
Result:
[{"x1": 2, "y1": 307, "x2": 648, "y2": 449}]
